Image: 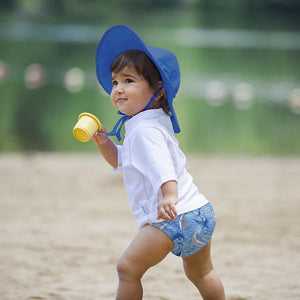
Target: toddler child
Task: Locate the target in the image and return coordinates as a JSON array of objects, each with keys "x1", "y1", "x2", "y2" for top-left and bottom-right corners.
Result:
[{"x1": 92, "y1": 25, "x2": 225, "y2": 300}]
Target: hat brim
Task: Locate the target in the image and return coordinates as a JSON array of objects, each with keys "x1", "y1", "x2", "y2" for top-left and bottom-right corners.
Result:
[{"x1": 95, "y1": 25, "x2": 180, "y2": 133}]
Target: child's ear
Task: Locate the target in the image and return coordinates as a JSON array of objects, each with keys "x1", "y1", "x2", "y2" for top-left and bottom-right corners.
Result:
[
  {"x1": 154, "y1": 81, "x2": 165, "y2": 100},
  {"x1": 155, "y1": 87, "x2": 165, "y2": 100},
  {"x1": 158, "y1": 87, "x2": 166, "y2": 98}
]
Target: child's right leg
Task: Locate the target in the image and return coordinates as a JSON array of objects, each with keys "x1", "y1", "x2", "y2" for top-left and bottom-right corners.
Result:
[
  {"x1": 182, "y1": 241, "x2": 225, "y2": 300},
  {"x1": 116, "y1": 224, "x2": 174, "y2": 300}
]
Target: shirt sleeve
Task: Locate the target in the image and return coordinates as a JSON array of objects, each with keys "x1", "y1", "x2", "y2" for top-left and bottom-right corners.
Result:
[
  {"x1": 130, "y1": 124, "x2": 177, "y2": 196},
  {"x1": 113, "y1": 145, "x2": 123, "y2": 173}
]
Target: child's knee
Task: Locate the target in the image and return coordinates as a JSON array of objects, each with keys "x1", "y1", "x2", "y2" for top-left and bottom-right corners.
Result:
[
  {"x1": 117, "y1": 256, "x2": 129, "y2": 278},
  {"x1": 183, "y1": 253, "x2": 213, "y2": 283},
  {"x1": 185, "y1": 263, "x2": 213, "y2": 283},
  {"x1": 117, "y1": 255, "x2": 139, "y2": 280}
]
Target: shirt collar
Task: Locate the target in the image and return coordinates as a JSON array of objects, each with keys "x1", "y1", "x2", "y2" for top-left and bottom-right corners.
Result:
[{"x1": 125, "y1": 108, "x2": 166, "y2": 133}]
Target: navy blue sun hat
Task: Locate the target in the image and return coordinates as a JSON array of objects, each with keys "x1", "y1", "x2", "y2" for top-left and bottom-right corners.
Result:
[{"x1": 95, "y1": 25, "x2": 181, "y2": 135}]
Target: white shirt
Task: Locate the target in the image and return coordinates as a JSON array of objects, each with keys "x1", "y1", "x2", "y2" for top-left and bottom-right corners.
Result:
[{"x1": 115, "y1": 108, "x2": 208, "y2": 229}]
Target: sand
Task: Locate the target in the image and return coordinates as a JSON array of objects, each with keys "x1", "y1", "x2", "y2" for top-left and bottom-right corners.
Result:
[{"x1": 0, "y1": 153, "x2": 299, "y2": 300}]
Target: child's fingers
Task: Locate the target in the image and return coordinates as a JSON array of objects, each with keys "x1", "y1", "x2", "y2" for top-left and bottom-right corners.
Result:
[
  {"x1": 165, "y1": 204, "x2": 177, "y2": 220},
  {"x1": 92, "y1": 130, "x2": 109, "y2": 145},
  {"x1": 170, "y1": 206, "x2": 178, "y2": 219},
  {"x1": 92, "y1": 131, "x2": 100, "y2": 142},
  {"x1": 157, "y1": 205, "x2": 177, "y2": 221},
  {"x1": 157, "y1": 206, "x2": 169, "y2": 221}
]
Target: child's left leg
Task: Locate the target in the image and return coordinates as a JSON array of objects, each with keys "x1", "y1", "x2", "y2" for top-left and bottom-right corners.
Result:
[
  {"x1": 116, "y1": 224, "x2": 174, "y2": 300},
  {"x1": 182, "y1": 241, "x2": 225, "y2": 300}
]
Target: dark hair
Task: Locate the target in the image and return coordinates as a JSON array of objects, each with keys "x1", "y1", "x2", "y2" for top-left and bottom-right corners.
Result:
[{"x1": 110, "y1": 50, "x2": 171, "y2": 115}]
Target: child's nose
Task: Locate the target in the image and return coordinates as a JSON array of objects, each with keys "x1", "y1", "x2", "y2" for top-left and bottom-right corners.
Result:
[{"x1": 115, "y1": 83, "x2": 124, "y2": 93}]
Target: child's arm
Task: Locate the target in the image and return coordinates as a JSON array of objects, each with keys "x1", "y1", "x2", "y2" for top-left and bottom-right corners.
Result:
[
  {"x1": 92, "y1": 126, "x2": 118, "y2": 169},
  {"x1": 157, "y1": 180, "x2": 178, "y2": 221}
]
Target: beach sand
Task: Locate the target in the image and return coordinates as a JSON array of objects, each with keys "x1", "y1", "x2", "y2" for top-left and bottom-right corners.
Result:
[{"x1": 0, "y1": 153, "x2": 299, "y2": 300}]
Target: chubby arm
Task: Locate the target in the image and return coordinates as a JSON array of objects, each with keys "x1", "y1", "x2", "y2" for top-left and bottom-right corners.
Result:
[
  {"x1": 157, "y1": 180, "x2": 178, "y2": 221},
  {"x1": 91, "y1": 126, "x2": 118, "y2": 169}
]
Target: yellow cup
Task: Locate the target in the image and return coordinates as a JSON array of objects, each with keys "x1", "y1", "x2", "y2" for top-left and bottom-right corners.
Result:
[{"x1": 73, "y1": 112, "x2": 101, "y2": 142}]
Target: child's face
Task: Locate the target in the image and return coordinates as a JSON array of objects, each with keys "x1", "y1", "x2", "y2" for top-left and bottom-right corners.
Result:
[{"x1": 110, "y1": 66, "x2": 156, "y2": 116}]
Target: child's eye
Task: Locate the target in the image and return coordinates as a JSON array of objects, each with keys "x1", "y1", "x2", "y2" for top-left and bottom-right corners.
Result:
[
  {"x1": 125, "y1": 78, "x2": 133, "y2": 84},
  {"x1": 112, "y1": 80, "x2": 118, "y2": 86}
]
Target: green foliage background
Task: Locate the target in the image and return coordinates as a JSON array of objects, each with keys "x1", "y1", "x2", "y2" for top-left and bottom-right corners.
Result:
[{"x1": 0, "y1": 0, "x2": 299, "y2": 154}]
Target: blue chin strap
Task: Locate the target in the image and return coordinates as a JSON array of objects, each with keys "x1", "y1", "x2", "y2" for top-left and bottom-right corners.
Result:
[{"x1": 107, "y1": 91, "x2": 159, "y2": 142}]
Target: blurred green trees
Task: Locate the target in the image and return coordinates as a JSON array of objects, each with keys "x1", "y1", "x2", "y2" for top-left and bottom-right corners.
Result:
[
  {"x1": 2, "y1": 0, "x2": 300, "y2": 13},
  {"x1": 0, "y1": 0, "x2": 299, "y2": 153}
]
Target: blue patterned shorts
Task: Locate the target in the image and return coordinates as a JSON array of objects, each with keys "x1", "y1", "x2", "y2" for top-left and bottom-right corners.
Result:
[{"x1": 152, "y1": 203, "x2": 216, "y2": 257}]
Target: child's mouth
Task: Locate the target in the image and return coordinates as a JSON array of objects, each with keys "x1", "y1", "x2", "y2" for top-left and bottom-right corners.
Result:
[{"x1": 116, "y1": 98, "x2": 127, "y2": 103}]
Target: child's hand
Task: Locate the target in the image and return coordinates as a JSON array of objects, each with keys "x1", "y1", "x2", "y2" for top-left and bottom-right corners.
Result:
[
  {"x1": 157, "y1": 196, "x2": 178, "y2": 221},
  {"x1": 92, "y1": 126, "x2": 109, "y2": 145}
]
